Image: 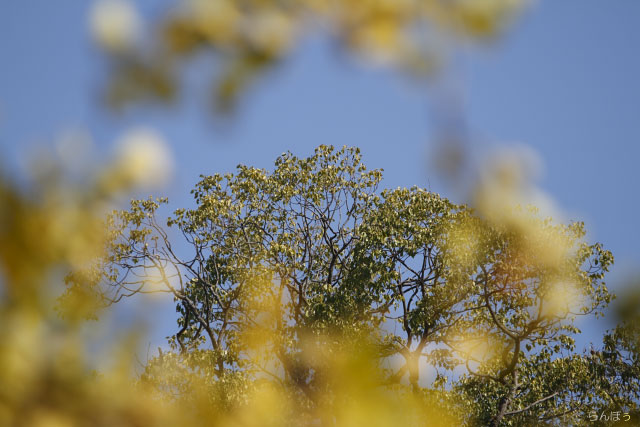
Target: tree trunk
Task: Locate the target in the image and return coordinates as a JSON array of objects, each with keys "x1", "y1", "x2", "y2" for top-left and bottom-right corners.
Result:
[
  {"x1": 489, "y1": 370, "x2": 518, "y2": 427},
  {"x1": 407, "y1": 351, "x2": 420, "y2": 392}
]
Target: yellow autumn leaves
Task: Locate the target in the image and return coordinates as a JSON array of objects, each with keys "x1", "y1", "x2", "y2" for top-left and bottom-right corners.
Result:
[
  {"x1": 91, "y1": 0, "x2": 529, "y2": 109},
  {"x1": 0, "y1": 129, "x2": 177, "y2": 426}
]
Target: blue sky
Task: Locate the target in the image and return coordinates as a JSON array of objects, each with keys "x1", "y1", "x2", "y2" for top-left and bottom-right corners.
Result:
[{"x1": 1, "y1": 1, "x2": 638, "y2": 348}]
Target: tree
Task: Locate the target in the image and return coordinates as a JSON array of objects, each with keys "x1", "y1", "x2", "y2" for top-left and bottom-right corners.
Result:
[{"x1": 71, "y1": 144, "x2": 637, "y2": 425}]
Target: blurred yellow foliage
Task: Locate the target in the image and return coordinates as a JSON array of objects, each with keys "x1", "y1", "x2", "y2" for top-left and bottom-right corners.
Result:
[
  {"x1": 0, "y1": 148, "x2": 169, "y2": 426},
  {"x1": 96, "y1": 0, "x2": 528, "y2": 110}
]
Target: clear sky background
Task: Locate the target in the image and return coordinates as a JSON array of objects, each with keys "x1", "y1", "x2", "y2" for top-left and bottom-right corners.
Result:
[{"x1": 1, "y1": 1, "x2": 638, "y2": 350}]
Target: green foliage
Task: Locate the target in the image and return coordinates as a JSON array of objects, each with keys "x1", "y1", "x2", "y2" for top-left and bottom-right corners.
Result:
[{"x1": 84, "y1": 145, "x2": 637, "y2": 425}]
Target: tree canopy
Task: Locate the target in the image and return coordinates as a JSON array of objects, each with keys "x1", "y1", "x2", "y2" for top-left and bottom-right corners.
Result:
[{"x1": 63, "y1": 145, "x2": 640, "y2": 425}]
